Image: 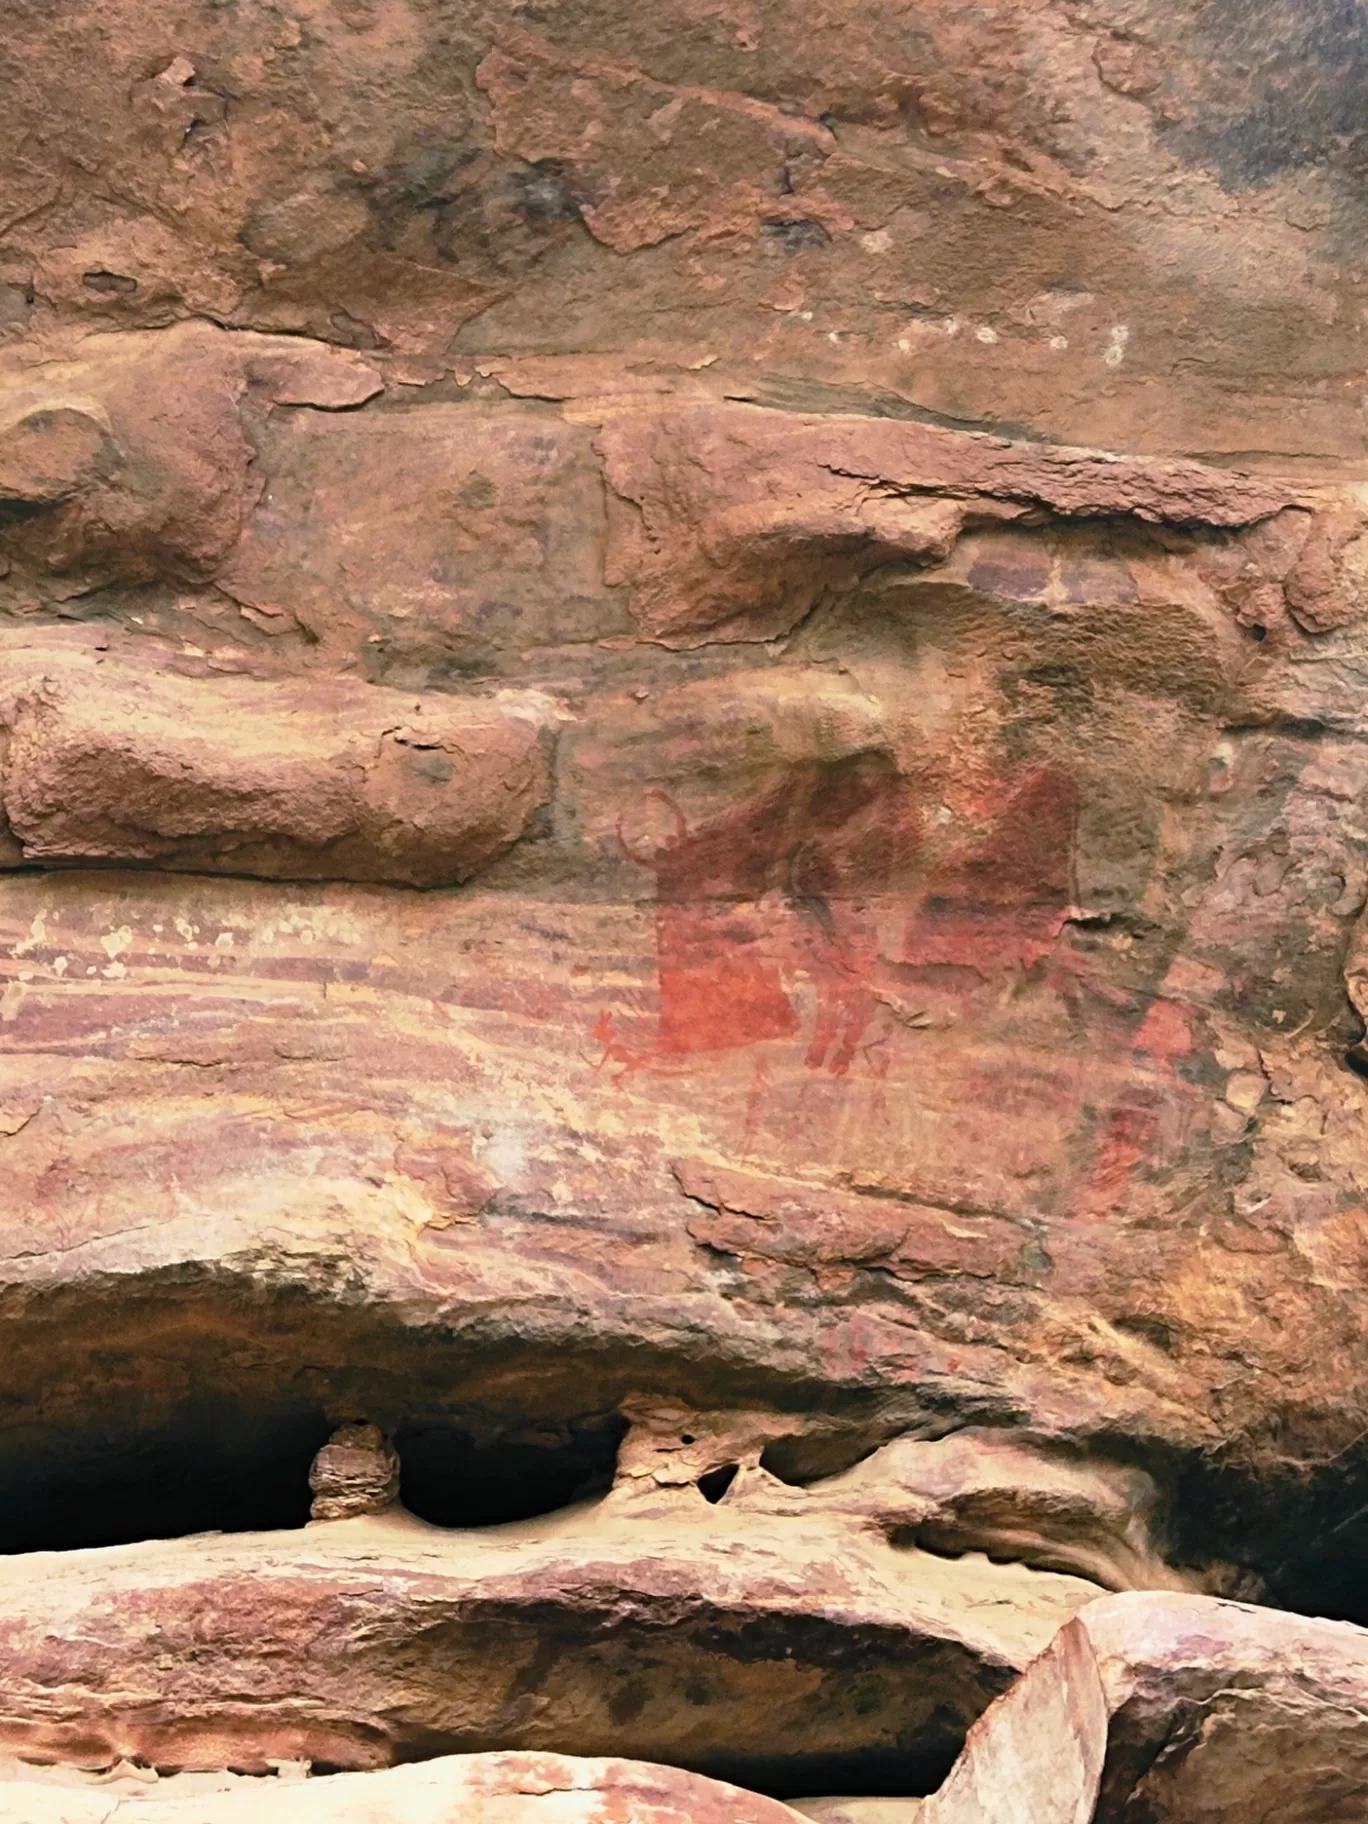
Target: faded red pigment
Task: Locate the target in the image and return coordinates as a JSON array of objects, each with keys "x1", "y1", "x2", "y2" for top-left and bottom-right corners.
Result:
[{"x1": 621, "y1": 754, "x2": 1080, "y2": 1073}]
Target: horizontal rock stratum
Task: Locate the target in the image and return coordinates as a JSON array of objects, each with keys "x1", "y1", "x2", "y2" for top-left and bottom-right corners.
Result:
[
  {"x1": 0, "y1": 637, "x2": 554, "y2": 887},
  {"x1": 0, "y1": 1503, "x2": 1093, "y2": 1781},
  {"x1": 0, "y1": 1754, "x2": 809, "y2": 1824},
  {"x1": 0, "y1": 1592, "x2": 1362, "y2": 1823}
]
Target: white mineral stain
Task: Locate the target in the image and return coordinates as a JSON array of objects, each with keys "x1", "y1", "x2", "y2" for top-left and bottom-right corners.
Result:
[
  {"x1": 482, "y1": 1127, "x2": 529, "y2": 1186},
  {"x1": 10, "y1": 912, "x2": 47, "y2": 959}
]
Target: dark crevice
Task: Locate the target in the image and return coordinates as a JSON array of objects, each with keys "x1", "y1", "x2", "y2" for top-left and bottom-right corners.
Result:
[
  {"x1": 0, "y1": 498, "x2": 49, "y2": 528},
  {"x1": 82, "y1": 269, "x2": 138, "y2": 295},
  {"x1": 0, "y1": 1400, "x2": 329, "y2": 1554},
  {"x1": 699, "y1": 1746, "x2": 956, "y2": 1802},
  {"x1": 0, "y1": 1272, "x2": 1365, "y2": 1627},
  {"x1": 760, "y1": 1432, "x2": 881, "y2": 1485},
  {"x1": 1221, "y1": 712, "x2": 1336, "y2": 740},
  {"x1": 376, "y1": 1604, "x2": 982, "y2": 1800},
  {"x1": 1173, "y1": 1440, "x2": 1368, "y2": 1626},
  {"x1": 697, "y1": 1462, "x2": 738, "y2": 1503},
  {"x1": 0, "y1": 1408, "x2": 630, "y2": 1553},
  {"x1": 395, "y1": 1413, "x2": 627, "y2": 1528}
]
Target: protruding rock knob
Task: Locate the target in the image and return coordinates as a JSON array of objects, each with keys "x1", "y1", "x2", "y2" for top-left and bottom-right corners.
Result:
[{"x1": 308, "y1": 1421, "x2": 401, "y2": 1521}]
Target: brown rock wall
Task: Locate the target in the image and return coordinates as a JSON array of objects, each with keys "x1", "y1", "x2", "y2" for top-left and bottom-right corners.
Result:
[
  {"x1": 0, "y1": 1509, "x2": 1094, "y2": 1782},
  {"x1": 0, "y1": 635, "x2": 554, "y2": 886},
  {"x1": 0, "y1": 1754, "x2": 810, "y2": 1824},
  {"x1": 2, "y1": 0, "x2": 1368, "y2": 1816}
]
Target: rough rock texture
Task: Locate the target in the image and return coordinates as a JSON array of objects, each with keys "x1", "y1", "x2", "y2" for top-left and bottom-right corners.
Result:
[
  {"x1": 307, "y1": 1421, "x2": 400, "y2": 1520},
  {"x1": 0, "y1": 1505, "x2": 1097, "y2": 1784},
  {"x1": 0, "y1": 635, "x2": 554, "y2": 887},
  {"x1": 4, "y1": 0, "x2": 1368, "y2": 1817},
  {"x1": 728, "y1": 1427, "x2": 1196, "y2": 1594},
  {"x1": 0, "y1": 1754, "x2": 806, "y2": 1824},
  {"x1": 1084, "y1": 1592, "x2": 1368, "y2": 1824},
  {"x1": 910, "y1": 1591, "x2": 1368, "y2": 1824},
  {"x1": 596, "y1": 406, "x2": 1292, "y2": 643},
  {"x1": 920, "y1": 1616, "x2": 1105, "y2": 1824}
]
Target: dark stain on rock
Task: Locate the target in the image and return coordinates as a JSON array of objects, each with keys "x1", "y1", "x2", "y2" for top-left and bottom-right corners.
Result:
[
  {"x1": 761, "y1": 217, "x2": 832, "y2": 252},
  {"x1": 82, "y1": 269, "x2": 138, "y2": 295},
  {"x1": 1152, "y1": 0, "x2": 1368, "y2": 190},
  {"x1": 517, "y1": 160, "x2": 586, "y2": 225}
]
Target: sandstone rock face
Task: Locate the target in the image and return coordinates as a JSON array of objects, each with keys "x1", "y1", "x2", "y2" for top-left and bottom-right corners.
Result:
[
  {"x1": 804, "y1": 1589, "x2": 1368, "y2": 1824},
  {"x1": 2, "y1": 0, "x2": 1368, "y2": 1819},
  {"x1": 0, "y1": 1504, "x2": 1098, "y2": 1784},
  {"x1": 1083, "y1": 1593, "x2": 1368, "y2": 1824},
  {"x1": 0, "y1": 1753, "x2": 807, "y2": 1824},
  {"x1": 0, "y1": 635, "x2": 553, "y2": 886},
  {"x1": 919, "y1": 1615, "x2": 1105, "y2": 1824},
  {"x1": 307, "y1": 1422, "x2": 401, "y2": 1519}
]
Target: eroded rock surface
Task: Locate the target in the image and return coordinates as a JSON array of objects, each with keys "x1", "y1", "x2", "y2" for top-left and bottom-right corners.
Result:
[
  {"x1": 597, "y1": 406, "x2": 1292, "y2": 643},
  {"x1": 1085, "y1": 1592, "x2": 1368, "y2": 1824},
  {"x1": 0, "y1": 1753, "x2": 806, "y2": 1824},
  {"x1": 2, "y1": 0, "x2": 1368, "y2": 1818},
  {"x1": 920, "y1": 1615, "x2": 1105, "y2": 1824},
  {"x1": 307, "y1": 1422, "x2": 400, "y2": 1520},
  {"x1": 914, "y1": 1592, "x2": 1368, "y2": 1824},
  {"x1": 0, "y1": 634, "x2": 553, "y2": 887},
  {"x1": 0, "y1": 1504, "x2": 1096, "y2": 1784}
]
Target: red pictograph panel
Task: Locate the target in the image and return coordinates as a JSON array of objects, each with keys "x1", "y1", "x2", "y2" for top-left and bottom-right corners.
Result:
[{"x1": 608, "y1": 754, "x2": 1082, "y2": 1076}]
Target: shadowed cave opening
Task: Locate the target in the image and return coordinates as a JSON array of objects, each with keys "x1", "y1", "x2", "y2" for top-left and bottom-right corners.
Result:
[
  {"x1": 684, "y1": 1746, "x2": 956, "y2": 1803},
  {"x1": 697, "y1": 1461, "x2": 738, "y2": 1503},
  {"x1": 3, "y1": 1276, "x2": 1368, "y2": 1636},
  {"x1": 0, "y1": 1404, "x2": 630, "y2": 1554},
  {"x1": 11, "y1": 1385, "x2": 1368, "y2": 1628},
  {"x1": 394, "y1": 1413, "x2": 628, "y2": 1527},
  {"x1": 759, "y1": 1433, "x2": 881, "y2": 1486},
  {"x1": 0, "y1": 1392, "x2": 959, "y2": 1801},
  {"x1": 1172, "y1": 1442, "x2": 1368, "y2": 1628},
  {"x1": 0, "y1": 1401, "x2": 331, "y2": 1554}
]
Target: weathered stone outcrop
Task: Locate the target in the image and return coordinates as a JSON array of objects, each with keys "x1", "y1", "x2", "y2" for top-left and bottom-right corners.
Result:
[
  {"x1": 0, "y1": 1506, "x2": 1095, "y2": 1784},
  {"x1": 919, "y1": 1615, "x2": 1105, "y2": 1824},
  {"x1": 597, "y1": 407, "x2": 1294, "y2": 643},
  {"x1": 0, "y1": 1754, "x2": 806, "y2": 1824},
  {"x1": 0, "y1": 328, "x2": 381, "y2": 590},
  {"x1": 1084, "y1": 1593, "x2": 1368, "y2": 1823},
  {"x1": 0, "y1": 637, "x2": 554, "y2": 886},
  {"x1": 308, "y1": 1422, "x2": 400, "y2": 1520},
  {"x1": 728, "y1": 1429, "x2": 1194, "y2": 1596},
  {"x1": 787, "y1": 1592, "x2": 1368, "y2": 1824}
]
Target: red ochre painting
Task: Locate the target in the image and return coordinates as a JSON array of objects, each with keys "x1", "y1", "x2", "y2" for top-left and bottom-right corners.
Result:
[{"x1": 601, "y1": 753, "x2": 1079, "y2": 1075}]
